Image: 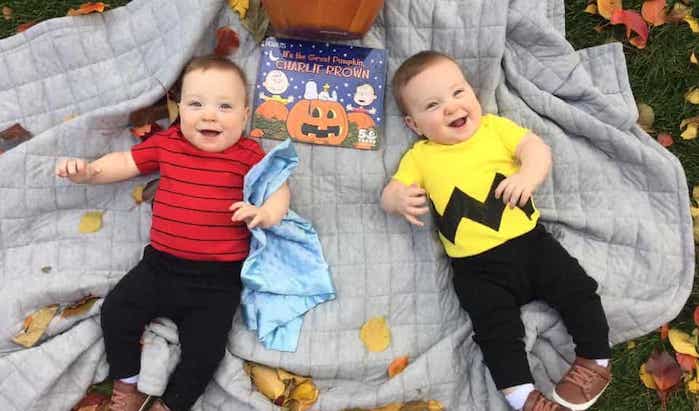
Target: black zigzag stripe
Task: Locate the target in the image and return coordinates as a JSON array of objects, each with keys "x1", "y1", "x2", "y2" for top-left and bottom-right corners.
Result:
[{"x1": 433, "y1": 173, "x2": 535, "y2": 243}]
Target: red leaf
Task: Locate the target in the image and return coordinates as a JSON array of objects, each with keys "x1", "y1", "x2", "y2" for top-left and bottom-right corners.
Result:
[
  {"x1": 642, "y1": 0, "x2": 667, "y2": 26},
  {"x1": 0, "y1": 123, "x2": 31, "y2": 140},
  {"x1": 67, "y1": 2, "x2": 109, "y2": 16},
  {"x1": 657, "y1": 133, "x2": 673, "y2": 147},
  {"x1": 215, "y1": 27, "x2": 240, "y2": 56},
  {"x1": 611, "y1": 9, "x2": 649, "y2": 49},
  {"x1": 660, "y1": 323, "x2": 669, "y2": 340},
  {"x1": 130, "y1": 123, "x2": 161, "y2": 140},
  {"x1": 16, "y1": 20, "x2": 38, "y2": 33},
  {"x1": 675, "y1": 352, "x2": 696, "y2": 372},
  {"x1": 645, "y1": 350, "x2": 682, "y2": 392}
]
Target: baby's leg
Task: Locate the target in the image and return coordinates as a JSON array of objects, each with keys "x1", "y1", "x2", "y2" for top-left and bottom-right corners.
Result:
[
  {"x1": 451, "y1": 257, "x2": 533, "y2": 402},
  {"x1": 528, "y1": 228, "x2": 610, "y2": 362},
  {"x1": 101, "y1": 249, "x2": 160, "y2": 380},
  {"x1": 159, "y1": 262, "x2": 243, "y2": 411}
]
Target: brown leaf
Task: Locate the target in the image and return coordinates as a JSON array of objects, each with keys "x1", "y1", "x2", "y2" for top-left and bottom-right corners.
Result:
[
  {"x1": 61, "y1": 296, "x2": 98, "y2": 318},
  {"x1": 239, "y1": 0, "x2": 270, "y2": 43},
  {"x1": 67, "y1": 2, "x2": 109, "y2": 16},
  {"x1": 132, "y1": 185, "x2": 145, "y2": 205},
  {"x1": 660, "y1": 323, "x2": 669, "y2": 340},
  {"x1": 215, "y1": 27, "x2": 240, "y2": 56},
  {"x1": 2, "y1": 6, "x2": 13, "y2": 20},
  {"x1": 0, "y1": 123, "x2": 31, "y2": 140},
  {"x1": 143, "y1": 179, "x2": 159, "y2": 203},
  {"x1": 666, "y1": 1, "x2": 691, "y2": 23},
  {"x1": 641, "y1": 0, "x2": 667, "y2": 26},
  {"x1": 130, "y1": 123, "x2": 162, "y2": 140},
  {"x1": 388, "y1": 356, "x2": 409, "y2": 378},
  {"x1": 637, "y1": 103, "x2": 655, "y2": 132},
  {"x1": 16, "y1": 20, "x2": 38, "y2": 33},
  {"x1": 645, "y1": 349, "x2": 682, "y2": 409},
  {"x1": 71, "y1": 391, "x2": 109, "y2": 411},
  {"x1": 129, "y1": 103, "x2": 169, "y2": 127}
]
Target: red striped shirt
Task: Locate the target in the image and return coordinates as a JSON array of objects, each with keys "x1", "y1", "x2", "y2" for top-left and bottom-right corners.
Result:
[{"x1": 131, "y1": 125, "x2": 264, "y2": 261}]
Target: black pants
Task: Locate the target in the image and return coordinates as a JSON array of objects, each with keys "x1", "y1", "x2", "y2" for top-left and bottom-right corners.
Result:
[
  {"x1": 451, "y1": 224, "x2": 610, "y2": 390},
  {"x1": 101, "y1": 245, "x2": 243, "y2": 411}
]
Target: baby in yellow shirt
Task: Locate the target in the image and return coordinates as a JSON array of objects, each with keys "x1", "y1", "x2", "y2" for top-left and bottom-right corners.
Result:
[{"x1": 381, "y1": 51, "x2": 611, "y2": 411}]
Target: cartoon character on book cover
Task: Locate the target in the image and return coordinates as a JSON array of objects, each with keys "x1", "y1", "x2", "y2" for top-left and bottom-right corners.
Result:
[{"x1": 252, "y1": 37, "x2": 387, "y2": 150}]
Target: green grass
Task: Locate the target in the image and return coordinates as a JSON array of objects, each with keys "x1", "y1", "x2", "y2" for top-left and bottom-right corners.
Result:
[
  {"x1": 566, "y1": 1, "x2": 699, "y2": 410},
  {"x1": 1, "y1": 1, "x2": 699, "y2": 410}
]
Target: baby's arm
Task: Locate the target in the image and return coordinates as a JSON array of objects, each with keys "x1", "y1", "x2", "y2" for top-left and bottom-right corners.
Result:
[
  {"x1": 495, "y1": 131, "x2": 551, "y2": 207},
  {"x1": 230, "y1": 182, "x2": 290, "y2": 229},
  {"x1": 380, "y1": 179, "x2": 429, "y2": 226},
  {"x1": 55, "y1": 152, "x2": 140, "y2": 184}
]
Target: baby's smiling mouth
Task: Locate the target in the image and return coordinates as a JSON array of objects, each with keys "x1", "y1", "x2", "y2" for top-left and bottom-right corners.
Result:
[
  {"x1": 449, "y1": 115, "x2": 468, "y2": 128},
  {"x1": 198, "y1": 129, "x2": 221, "y2": 137}
]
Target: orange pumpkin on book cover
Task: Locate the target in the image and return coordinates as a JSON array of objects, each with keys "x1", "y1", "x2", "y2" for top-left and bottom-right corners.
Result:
[
  {"x1": 347, "y1": 111, "x2": 375, "y2": 129},
  {"x1": 255, "y1": 100, "x2": 289, "y2": 121},
  {"x1": 286, "y1": 99, "x2": 349, "y2": 145},
  {"x1": 262, "y1": 0, "x2": 384, "y2": 39}
]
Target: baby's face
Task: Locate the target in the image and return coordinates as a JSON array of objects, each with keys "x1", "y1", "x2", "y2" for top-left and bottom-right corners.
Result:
[
  {"x1": 179, "y1": 67, "x2": 249, "y2": 152},
  {"x1": 402, "y1": 58, "x2": 482, "y2": 145}
]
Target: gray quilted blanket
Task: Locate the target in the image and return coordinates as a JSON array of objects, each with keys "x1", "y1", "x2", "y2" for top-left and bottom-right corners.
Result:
[{"x1": 0, "y1": 0, "x2": 693, "y2": 410}]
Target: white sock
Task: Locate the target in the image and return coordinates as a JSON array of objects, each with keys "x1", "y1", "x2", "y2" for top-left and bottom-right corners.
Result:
[
  {"x1": 504, "y1": 383, "x2": 534, "y2": 410},
  {"x1": 119, "y1": 374, "x2": 139, "y2": 384},
  {"x1": 595, "y1": 359, "x2": 609, "y2": 367}
]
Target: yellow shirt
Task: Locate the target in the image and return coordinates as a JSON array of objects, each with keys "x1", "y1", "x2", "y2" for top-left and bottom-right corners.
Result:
[{"x1": 393, "y1": 114, "x2": 539, "y2": 257}]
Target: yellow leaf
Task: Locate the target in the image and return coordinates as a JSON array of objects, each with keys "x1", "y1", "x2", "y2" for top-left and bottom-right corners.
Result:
[
  {"x1": 688, "y1": 379, "x2": 699, "y2": 394},
  {"x1": 360, "y1": 316, "x2": 391, "y2": 352},
  {"x1": 243, "y1": 362, "x2": 285, "y2": 401},
  {"x1": 2, "y1": 6, "x2": 13, "y2": 20},
  {"x1": 691, "y1": 206, "x2": 699, "y2": 219},
  {"x1": 640, "y1": 363, "x2": 658, "y2": 389},
  {"x1": 228, "y1": 0, "x2": 249, "y2": 18},
  {"x1": 682, "y1": 123, "x2": 698, "y2": 140},
  {"x1": 132, "y1": 185, "x2": 144, "y2": 204},
  {"x1": 693, "y1": 186, "x2": 699, "y2": 204},
  {"x1": 627, "y1": 340, "x2": 636, "y2": 350},
  {"x1": 79, "y1": 211, "x2": 103, "y2": 233},
  {"x1": 287, "y1": 380, "x2": 319, "y2": 411},
  {"x1": 684, "y1": 15, "x2": 699, "y2": 33},
  {"x1": 597, "y1": 0, "x2": 622, "y2": 20},
  {"x1": 686, "y1": 87, "x2": 699, "y2": 105},
  {"x1": 637, "y1": 103, "x2": 655, "y2": 132},
  {"x1": 691, "y1": 52, "x2": 698, "y2": 65},
  {"x1": 668, "y1": 328, "x2": 699, "y2": 357},
  {"x1": 12, "y1": 305, "x2": 59, "y2": 347},
  {"x1": 585, "y1": 4, "x2": 598, "y2": 14},
  {"x1": 694, "y1": 222, "x2": 699, "y2": 244}
]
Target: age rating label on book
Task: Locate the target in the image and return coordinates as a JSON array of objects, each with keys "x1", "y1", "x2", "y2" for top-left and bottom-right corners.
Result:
[{"x1": 252, "y1": 37, "x2": 387, "y2": 150}]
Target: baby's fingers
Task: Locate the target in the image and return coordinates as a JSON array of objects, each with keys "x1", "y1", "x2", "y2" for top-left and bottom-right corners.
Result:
[
  {"x1": 247, "y1": 214, "x2": 263, "y2": 229},
  {"x1": 402, "y1": 212, "x2": 424, "y2": 227},
  {"x1": 408, "y1": 206, "x2": 429, "y2": 216},
  {"x1": 229, "y1": 201, "x2": 247, "y2": 212}
]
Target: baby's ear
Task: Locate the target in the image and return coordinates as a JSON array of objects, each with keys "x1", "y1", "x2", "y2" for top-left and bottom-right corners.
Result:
[{"x1": 404, "y1": 115, "x2": 420, "y2": 136}]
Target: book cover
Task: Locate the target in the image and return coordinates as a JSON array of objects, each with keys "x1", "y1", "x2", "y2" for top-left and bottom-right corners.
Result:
[{"x1": 251, "y1": 37, "x2": 387, "y2": 150}]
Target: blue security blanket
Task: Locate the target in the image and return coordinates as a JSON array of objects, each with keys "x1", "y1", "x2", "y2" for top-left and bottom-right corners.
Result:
[{"x1": 240, "y1": 139, "x2": 336, "y2": 352}]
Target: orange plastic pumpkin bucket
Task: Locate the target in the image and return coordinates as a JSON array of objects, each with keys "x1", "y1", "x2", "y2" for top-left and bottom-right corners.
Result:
[{"x1": 262, "y1": 0, "x2": 384, "y2": 40}]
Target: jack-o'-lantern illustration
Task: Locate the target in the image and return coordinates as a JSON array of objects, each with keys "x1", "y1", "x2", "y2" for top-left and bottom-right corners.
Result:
[{"x1": 286, "y1": 99, "x2": 349, "y2": 145}]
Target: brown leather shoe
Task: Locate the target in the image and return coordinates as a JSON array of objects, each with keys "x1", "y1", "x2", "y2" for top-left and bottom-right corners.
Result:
[
  {"x1": 552, "y1": 357, "x2": 611, "y2": 410},
  {"x1": 522, "y1": 390, "x2": 571, "y2": 411},
  {"x1": 147, "y1": 399, "x2": 172, "y2": 411},
  {"x1": 106, "y1": 380, "x2": 151, "y2": 411}
]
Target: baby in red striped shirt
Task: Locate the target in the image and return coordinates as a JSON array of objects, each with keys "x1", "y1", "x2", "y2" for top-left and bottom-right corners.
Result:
[{"x1": 55, "y1": 56, "x2": 289, "y2": 411}]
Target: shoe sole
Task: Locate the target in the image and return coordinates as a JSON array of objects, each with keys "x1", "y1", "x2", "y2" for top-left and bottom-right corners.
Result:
[{"x1": 551, "y1": 381, "x2": 610, "y2": 411}]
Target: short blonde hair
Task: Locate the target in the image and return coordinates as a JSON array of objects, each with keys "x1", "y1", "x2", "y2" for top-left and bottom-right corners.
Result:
[
  {"x1": 173, "y1": 55, "x2": 249, "y2": 105},
  {"x1": 391, "y1": 51, "x2": 459, "y2": 115}
]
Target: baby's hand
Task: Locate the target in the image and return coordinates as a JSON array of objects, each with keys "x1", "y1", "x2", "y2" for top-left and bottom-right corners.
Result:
[
  {"x1": 494, "y1": 172, "x2": 538, "y2": 208},
  {"x1": 230, "y1": 202, "x2": 271, "y2": 229},
  {"x1": 55, "y1": 158, "x2": 101, "y2": 184},
  {"x1": 395, "y1": 183, "x2": 429, "y2": 226}
]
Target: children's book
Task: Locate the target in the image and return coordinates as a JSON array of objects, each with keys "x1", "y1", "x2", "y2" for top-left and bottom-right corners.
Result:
[{"x1": 251, "y1": 37, "x2": 387, "y2": 150}]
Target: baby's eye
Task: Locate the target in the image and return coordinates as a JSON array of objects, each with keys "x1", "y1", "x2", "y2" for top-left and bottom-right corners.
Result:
[
  {"x1": 426, "y1": 102, "x2": 438, "y2": 110},
  {"x1": 454, "y1": 89, "x2": 465, "y2": 97},
  {"x1": 219, "y1": 103, "x2": 233, "y2": 110},
  {"x1": 187, "y1": 101, "x2": 202, "y2": 108}
]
